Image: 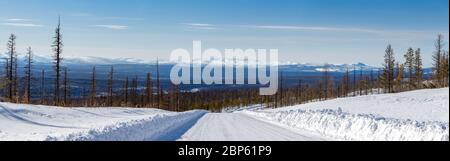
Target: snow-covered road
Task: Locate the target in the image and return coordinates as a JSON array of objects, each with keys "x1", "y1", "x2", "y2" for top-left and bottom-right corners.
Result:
[{"x1": 178, "y1": 113, "x2": 329, "y2": 141}]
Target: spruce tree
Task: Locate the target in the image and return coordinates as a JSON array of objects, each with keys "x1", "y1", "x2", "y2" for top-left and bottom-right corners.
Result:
[
  {"x1": 414, "y1": 48, "x2": 423, "y2": 88},
  {"x1": 433, "y1": 34, "x2": 445, "y2": 87},
  {"x1": 404, "y1": 48, "x2": 415, "y2": 89},
  {"x1": 382, "y1": 44, "x2": 395, "y2": 93}
]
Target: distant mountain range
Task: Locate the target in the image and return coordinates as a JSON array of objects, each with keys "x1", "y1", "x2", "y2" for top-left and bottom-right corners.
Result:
[
  {"x1": 16, "y1": 55, "x2": 380, "y2": 73},
  {"x1": 1, "y1": 54, "x2": 432, "y2": 97},
  {"x1": 31, "y1": 55, "x2": 158, "y2": 65}
]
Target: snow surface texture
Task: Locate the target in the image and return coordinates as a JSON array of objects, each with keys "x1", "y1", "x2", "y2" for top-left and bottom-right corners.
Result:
[
  {"x1": 0, "y1": 103, "x2": 206, "y2": 141},
  {"x1": 179, "y1": 113, "x2": 330, "y2": 141},
  {"x1": 1, "y1": 88, "x2": 448, "y2": 141},
  {"x1": 242, "y1": 88, "x2": 449, "y2": 141}
]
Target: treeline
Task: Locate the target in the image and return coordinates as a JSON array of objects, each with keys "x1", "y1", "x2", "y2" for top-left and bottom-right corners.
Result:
[
  {"x1": 268, "y1": 34, "x2": 449, "y2": 108},
  {"x1": 0, "y1": 18, "x2": 448, "y2": 112}
]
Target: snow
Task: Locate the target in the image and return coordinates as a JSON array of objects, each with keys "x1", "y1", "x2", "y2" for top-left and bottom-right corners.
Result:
[
  {"x1": 179, "y1": 113, "x2": 329, "y2": 141},
  {"x1": 241, "y1": 88, "x2": 449, "y2": 141},
  {"x1": 269, "y1": 88, "x2": 449, "y2": 122},
  {"x1": 0, "y1": 103, "x2": 206, "y2": 141},
  {"x1": 1, "y1": 88, "x2": 448, "y2": 141}
]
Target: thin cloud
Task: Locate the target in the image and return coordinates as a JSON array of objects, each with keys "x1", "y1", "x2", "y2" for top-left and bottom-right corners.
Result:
[
  {"x1": 244, "y1": 25, "x2": 384, "y2": 34},
  {"x1": 183, "y1": 23, "x2": 382, "y2": 33},
  {"x1": 183, "y1": 23, "x2": 218, "y2": 30},
  {"x1": 103, "y1": 17, "x2": 144, "y2": 21},
  {"x1": 69, "y1": 13, "x2": 92, "y2": 17},
  {"x1": 1, "y1": 22, "x2": 43, "y2": 27},
  {"x1": 190, "y1": 26, "x2": 218, "y2": 30},
  {"x1": 184, "y1": 23, "x2": 215, "y2": 27},
  {"x1": 69, "y1": 13, "x2": 143, "y2": 21},
  {"x1": 93, "y1": 25, "x2": 129, "y2": 30},
  {"x1": 4, "y1": 18, "x2": 33, "y2": 22}
]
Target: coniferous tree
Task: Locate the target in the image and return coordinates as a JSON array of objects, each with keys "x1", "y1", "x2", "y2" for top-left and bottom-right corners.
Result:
[
  {"x1": 40, "y1": 69, "x2": 45, "y2": 104},
  {"x1": 2, "y1": 58, "x2": 10, "y2": 97},
  {"x1": 52, "y1": 17, "x2": 63, "y2": 105},
  {"x1": 343, "y1": 68, "x2": 350, "y2": 96},
  {"x1": 63, "y1": 67, "x2": 70, "y2": 106},
  {"x1": 6, "y1": 34, "x2": 17, "y2": 101},
  {"x1": 369, "y1": 69, "x2": 374, "y2": 94},
  {"x1": 404, "y1": 48, "x2": 415, "y2": 89},
  {"x1": 13, "y1": 54, "x2": 18, "y2": 102},
  {"x1": 441, "y1": 51, "x2": 449, "y2": 87},
  {"x1": 352, "y1": 65, "x2": 356, "y2": 96},
  {"x1": 322, "y1": 64, "x2": 330, "y2": 99},
  {"x1": 432, "y1": 34, "x2": 445, "y2": 87},
  {"x1": 130, "y1": 76, "x2": 138, "y2": 107},
  {"x1": 90, "y1": 66, "x2": 96, "y2": 106},
  {"x1": 382, "y1": 44, "x2": 395, "y2": 93},
  {"x1": 395, "y1": 63, "x2": 405, "y2": 91},
  {"x1": 297, "y1": 79, "x2": 303, "y2": 103},
  {"x1": 377, "y1": 68, "x2": 382, "y2": 94},
  {"x1": 156, "y1": 59, "x2": 161, "y2": 109},
  {"x1": 145, "y1": 73, "x2": 153, "y2": 107},
  {"x1": 107, "y1": 66, "x2": 114, "y2": 106},
  {"x1": 124, "y1": 77, "x2": 129, "y2": 106},
  {"x1": 414, "y1": 48, "x2": 423, "y2": 88},
  {"x1": 359, "y1": 67, "x2": 364, "y2": 95},
  {"x1": 279, "y1": 72, "x2": 284, "y2": 106},
  {"x1": 24, "y1": 47, "x2": 34, "y2": 103}
]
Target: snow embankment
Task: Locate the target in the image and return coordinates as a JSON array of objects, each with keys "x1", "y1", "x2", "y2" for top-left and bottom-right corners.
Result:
[
  {"x1": 0, "y1": 103, "x2": 206, "y2": 141},
  {"x1": 242, "y1": 88, "x2": 449, "y2": 141}
]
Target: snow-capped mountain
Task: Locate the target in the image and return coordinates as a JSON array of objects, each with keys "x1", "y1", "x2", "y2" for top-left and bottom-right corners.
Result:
[
  {"x1": 18, "y1": 55, "x2": 379, "y2": 72},
  {"x1": 30, "y1": 55, "x2": 152, "y2": 65},
  {"x1": 280, "y1": 62, "x2": 379, "y2": 73}
]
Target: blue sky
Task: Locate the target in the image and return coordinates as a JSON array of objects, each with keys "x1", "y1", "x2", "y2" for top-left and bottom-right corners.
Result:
[{"x1": 0, "y1": 0, "x2": 448, "y2": 66}]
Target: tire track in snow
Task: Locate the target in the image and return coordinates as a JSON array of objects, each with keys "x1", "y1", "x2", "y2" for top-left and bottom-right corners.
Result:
[{"x1": 179, "y1": 113, "x2": 329, "y2": 141}]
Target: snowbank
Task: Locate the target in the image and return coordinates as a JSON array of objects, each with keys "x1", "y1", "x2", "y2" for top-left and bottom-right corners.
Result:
[
  {"x1": 0, "y1": 103, "x2": 206, "y2": 141},
  {"x1": 46, "y1": 110, "x2": 206, "y2": 141},
  {"x1": 242, "y1": 88, "x2": 450, "y2": 141},
  {"x1": 266, "y1": 88, "x2": 449, "y2": 122},
  {"x1": 243, "y1": 109, "x2": 448, "y2": 141}
]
